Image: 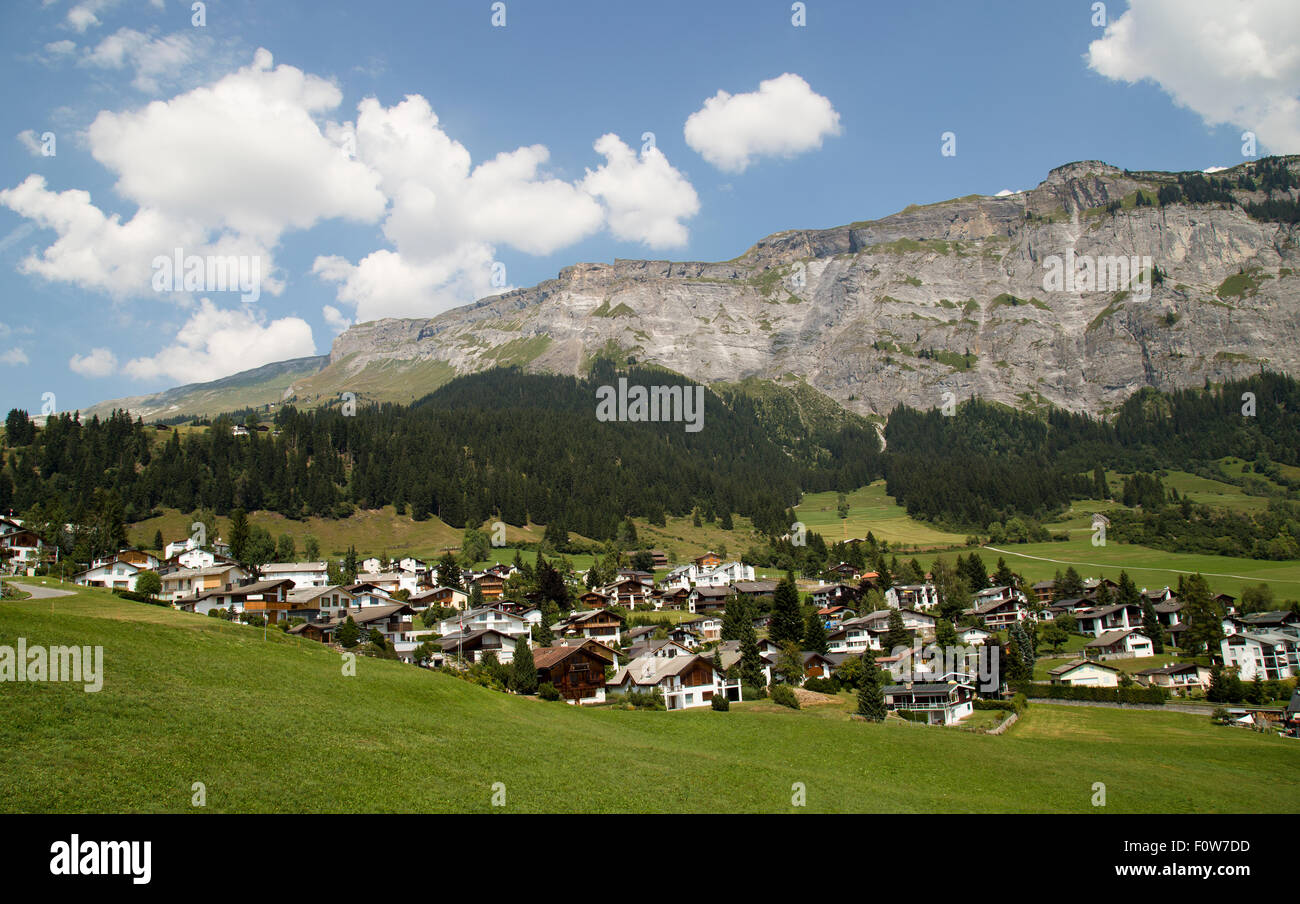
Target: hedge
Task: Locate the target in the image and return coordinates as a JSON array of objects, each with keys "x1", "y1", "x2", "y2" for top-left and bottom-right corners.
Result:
[
  {"x1": 112, "y1": 589, "x2": 171, "y2": 607},
  {"x1": 1013, "y1": 682, "x2": 1167, "y2": 705}
]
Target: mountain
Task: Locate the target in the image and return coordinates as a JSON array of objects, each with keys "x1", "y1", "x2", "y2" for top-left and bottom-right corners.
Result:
[
  {"x1": 81, "y1": 355, "x2": 329, "y2": 422},
  {"x1": 89, "y1": 157, "x2": 1300, "y2": 421}
]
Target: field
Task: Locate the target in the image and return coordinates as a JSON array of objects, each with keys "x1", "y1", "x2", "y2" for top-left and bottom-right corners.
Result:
[
  {"x1": 2, "y1": 585, "x2": 1296, "y2": 814},
  {"x1": 794, "y1": 482, "x2": 967, "y2": 550}
]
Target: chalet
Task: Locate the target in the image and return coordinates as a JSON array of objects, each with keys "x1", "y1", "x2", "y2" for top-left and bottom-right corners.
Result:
[
  {"x1": 684, "y1": 614, "x2": 723, "y2": 643},
  {"x1": 165, "y1": 547, "x2": 236, "y2": 572},
  {"x1": 287, "y1": 585, "x2": 354, "y2": 622},
  {"x1": 73, "y1": 557, "x2": 148, "y2": 592},
  {"x1": 811, "y1": 583, "x2": 860, "y2": 609},
  {"x1": 160, "y1": 564, "x2": 248, "y2": 602},
  {"x1": 608, "y1": 653, "x2": 739, "y2": 709},
  {"x1": 958, "y1": 625, "x2": 995, "y2": 646},
  {"x1": 623, "y1": 625, "x2": 659, "y2": 647},
  {"x1": 694, "y1": 551, "x2": 722, "y2": 572},
  {"x1": 397, "y1": 556, "x2": 429, "y2": 576},
  {"x1": 1073, "y1": 603, "x2": 1144, "y2": 638},
  {"x1": 360, "y1": 557, "x2": 385, "y2": 574},
  {"x1": 801, "y1": 651, "x2": 836, "y2": 682},
  {"x1": 533, "y1": 643, "x2": 613, "y2": 705},
  {"x1": 1084, "y1": 629, "x2": 1154, "y2": 660},
  {"x1": 1041, "y1": 597, "x2": 1093, "y2": 620},
  {"x1": 826, "y1": 617, "x2": 878, "y2": 655},
  {"x1": 344, "y1": 582, "x2": 395, "y2": 608},
  {"x1": 689, "y1": 585, "x2": 730, "y2": 614},
  {"x1": 817, "y1": 605, "x2": 856, "y2": 626},
  {"x1": 356, "y1": 571, "x2": 417, "y2": 595},
  {"x1": 91, "y1": 548, "x2": 159, "y2": 571},
  {"x1": 553, "y1": 608, "x2": 626, "y2": 646},
  {"x1": 438, "y1": 627, "x2": 526, "y2": 665},
  {"x1": 578, "y1": 590, "x2": 612, "y2": 610},
  {"x1": 409, "y1": 585, "x2": 468, "y2": 611},
  {"x1": 714, "y1": 640, "x2": 773, "y2": 685},
  {"x1": 184, "y1": 578, "x2": 296, "y2": 620},
  {"x1": 860, "y1": 608, "x2": 936, "y2": 640},
  {"x1": 1221, "y1": 632, "x2": 1299, "y2": 681},
  {"x1": 647, "y1": 550, "x2": 669, "y2": 569},
  {"x1": 695, "y1": 561, "x2": 756, "y2": 588},
  {"x1": 1048, "y1": 659, "x2": 1121, "y2": 687},
  {"x1": 604, "y1": 577, "x2": 651, "y2": 609},
  {"x1": 439, "y1": 606, "x2": 532, "y2": 638},
  {"x1": 616, "y1": 569, "x2": 655, "y2": 586},
  {"x1": 827, "y1": 562, "x2": 860, "y2": 581},
  {"x1": 1133, "y1": 662, "x2": 1211, "y2": 696},
  {"x1": 625, "y1": 638, "x2": 695, "y2": 662},
  {"x1": 667, "y1": 624, "x2": 701, "y2": 648},
  {"x1": 887, "y1": 583, "x2": 938, "y2": 611},
  {"x1": 1143, "y1": 586, "x2": 1174, "y2": 604},
  {"x1": 965, "y1": 592, "x2": 1030, "y2": 629},
  {"x1": 1223, "y1": 610, "x2": 1300, "y2": 636},
  {"x1": 259, "y1": 561, "x2": 329, "y2": 589},
  {"x1": 654, "y1": 586, "x2": 691, "y2": 611},
  {"x1": 345, "y1": 603, "x2": 420, "y2": 653},
  {"x1": 470, "y1": 571, "x2": 506, "y2": 601},
  {"x1": 730, "y1": 580, "x2": 778, "y2": 601},
  {"x1": 882, "y1": 680, "x2": 975, "y2": 725},
  {"x1": 1031, "y1": 580, "x2": 1058, "y2": 604},
  {"x1": 1153, "y1": 599, "x2": 1183, "y2": 627}
]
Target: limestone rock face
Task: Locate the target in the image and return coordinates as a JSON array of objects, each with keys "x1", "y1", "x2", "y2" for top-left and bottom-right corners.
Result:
[{"x1": 320, "y1": 158, "x2": 1300, "y2": 417}]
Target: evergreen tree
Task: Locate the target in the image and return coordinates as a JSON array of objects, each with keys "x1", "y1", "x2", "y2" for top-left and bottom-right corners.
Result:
[
  {"x1": 228, "y1": 508, "x2": 250, "y2": 562},
  {"x1": 719, "y1": 511, "x2": 734, "y2": 531},
  {"x1": 883, "y1": 608, "x2": 912, "y2": 653},
  {"x1": 531, "y1": 619, "x2": 554, "y2": 646},
  {"x1": 151, "y1": 529, "x2": 164, "y2": 552},
  {"x1": 739, "y1": 621, "x2": 765, "y2": 690},
  {"x1": 769, "y1": 572, "x2": 804, "y2": 646},
  {"x1": 304, "y1": 535, "x2": 320, "y2": 560},
  {"x1": 856, "y1": 650, "x2": 887, "y2": 722},
  {"x1": 511, "y1": 643, "x2": 538, "y2": 694},
  {"x1": 275, "y1": 533, "x2": 296, "y2": 563},
  {"x1": 1005, "y1": 636, "x2": 1031, "y2": 683},
  {"x1": 963, "y1": 552, "x2": 990, "y2": 591},
  {"x1": 721, "y1": 595, "x2": 753, "y2": 641},
  {"x1": 1181, "y1": 573, "x2": 1224, "y2": 655},
  {"x1": 437, "y1": 552, "x2": 462, "y2": 590},
  {"x1": 336, "y1": 616, "x2": 360, "y2": 648},
  {"x1": 343, "y1": 545, "x2": 358, "y2": 584},
  {"x1": 1059, "y1": 566, "x2": 1084, "y2": 598},
  {"x1": 934, "y1": 618, "x2": 958, "y2": 648},
  {"x1": 803, "y1": 609, "x2": 829, "y2": 654},
  {"x1": 993, "y1": 557, "x2": 1016, "y2": 589}
]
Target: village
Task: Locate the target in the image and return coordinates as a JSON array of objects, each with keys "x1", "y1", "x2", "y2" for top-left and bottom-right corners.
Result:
[{"x1": 5, "y1": 515, "x2": 1297, "y2": 737}]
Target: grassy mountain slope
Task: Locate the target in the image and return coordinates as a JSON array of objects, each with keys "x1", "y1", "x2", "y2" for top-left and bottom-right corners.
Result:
[{"x1": 1, "y1": 586, "x2": 1296, "y2": 814}]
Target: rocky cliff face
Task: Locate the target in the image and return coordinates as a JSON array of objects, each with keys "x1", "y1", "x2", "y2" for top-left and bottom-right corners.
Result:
[{"x1": 308, "y1": 158, "x2": 1299, "y2": 417}]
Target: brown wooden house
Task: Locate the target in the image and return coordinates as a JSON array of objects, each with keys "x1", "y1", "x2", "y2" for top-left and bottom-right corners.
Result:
[{"x1": 533, "y1": 643, "x2": 612, "y2": 705}]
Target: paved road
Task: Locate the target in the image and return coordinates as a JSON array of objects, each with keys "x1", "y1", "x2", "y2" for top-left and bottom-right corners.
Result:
[{"x1": 7, "y1": 582, "x2": 77, "y2": 599}]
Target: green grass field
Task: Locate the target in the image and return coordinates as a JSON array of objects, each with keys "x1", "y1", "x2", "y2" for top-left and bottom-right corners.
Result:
[
  {"x1": 794, "y1": 482, "x2": 967, "y2": 550},
  {"x1": 2, "y1": 585, "x2": 1296, "y2": 813}
]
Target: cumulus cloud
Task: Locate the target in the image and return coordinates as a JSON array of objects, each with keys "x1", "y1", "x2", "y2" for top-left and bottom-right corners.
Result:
[
  {"x1": 69, "y1": 347, "x2": 118, "y2": 377},
  {"x1": 0, "y1": 348, "x2": 29, "y2": 367},
  {"x1": 322, "y1": 304, "x2": 352, "y2": 334},
  {"x1": 66, "y1": 0, "x2": 119, "y2": 33},
  {"x1": 315, "y1": 95, "x2": 697, "y2": 321},
  {"x1": 123, "y1": 299, "x2": 316, "y2": 384},
  {"x1": 44, "y1": 40, "x2": 78, "y2": 59},
  {"x1": 81, "y1": 27, "x2": 197, "y2": 93},
  {"x1": 16, "y1": 130, "x2": 45, "y2": 157},
  {"x1": 1087, "y1": 0, "x2": 1300, "y2": 153},
  {"x1": 582, "y1": 134, "x2": 699, "y2": 248},
  {"x1": 684, "y1": 73, "x2": 842, "y2": 173}
]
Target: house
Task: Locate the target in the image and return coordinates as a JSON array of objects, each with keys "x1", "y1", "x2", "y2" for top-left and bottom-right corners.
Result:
[
  {"x1": 966, "y1": 592, "x2": 1031, "y2": 629},
  {"x1": 616, "y1": 569, "x2": 655, "y2": 586},
  {"x1": 356, "y1": 571, "x2": 416, "y2": 595},
  {"x1": 694, "y1": 561, "x2": 755, "y2": 588},
  {"x1": 287, "y1": 585, "x2": 354, "y2": 622},
  {"x1": 694, "y1": 551, "x2": 722, "y2": 572},
  {"x1": 689, "y1": 585, "x2": 730, "y2": 614},
  {"x1": 817, "y1": 605, "x2": 856, "y2": 627},
  {"x1": 887, "y1": 583, "x2": 939, "y2": 611},
  {"x1": 646, "y1": 550, "x2": 669, "y2": 569},
  {"x1": 1221, "y1": 632, "x2": 1299, "y2": 681},
  {"x1": 604, "y1": 577, "x2": 652, "y2": 609},
  {"x1": 259, "y1": 561, "x2": 329, "y2": 589},
  {"x1": 958, "y1": 625, "x2": 995, "y2": 646},
  {"x1": 0, "y1": 518, "x2": 44, "y2": 570},
  {"x1": 882, "y1": 680, "x2": 976, "y2": 725},
  {"x1": 826, "y1": 617, "x2": 878, "y2": 655},
  {"x1": 1284, "y1": 691, "x2": 1300, "y2": 738},
  {"x1": 1084, "y1": 629, "x2": 1154, "y2": 660},
  {"x1": 1031, "y1": 580, "x2": 1058, "y2": 604},
  {"x1": 409, "y1": 585, "x2": 468, "y2": 611},
  {"x1": 608, "y1": 653, "x2": 739, "y2": 710},
  {"x1": 344, "y1": 582, "x2": 395, "y2": 608},
  {"x1": 625, "y1": 638, "x2": 695, "y2": 662},
  {"x1": 184, "y1": 578, "x2": 296, "y2": 620},
  {"x1": 827, "y1": 562, "x2": 860, "y2": 581},
  {"x1": 800, "y1": 651, "x2": 837, "y2": 682},
  {"x1": 730, "y1": 580, "x2": 778, "y2": 601},
  {"x1": 858, "y1": 608, "x2": 935, "y2": 643},
  {"x1": 360, "y1": 557, "x2": 385, "y2": 574},
  {"x1": 1048, "y1": 659, "x2": 1121, "y2": 687},
  {"x1": 1153, "y1": 599, "x2": 1183, "y2": 628},
  {"x1": 73, "y1": 557, "x2": 148, "y2": 592},
  {"x1": 533, "y1": 642, "x2": 614, "y2": 705},
  {"x1": 160, "y1": 564, "x2": 248, "y2": 602},
  {"x1": 684, "y1": 614, "x2": 722, "y2": 643},
  {"x1": 811, "y1": 582, "x2": 860, "y2": 609},
  {"x1": 438, "y1": 627, "x2": 526, "y2": 664},
  {"x1": 91, "y1": 548, "x2": 159, "y2": 571},
  {"x1": 438, "y1": 606, "x2": 532, "y2": 638},
  {"x1": 1074, "y1": 603, "x2": 1145, "y2": 637},
  {"x1": 1134, "y1": 662, "x2": 1211, "y2": 696},
  {"x1": 165, "y1": 547, "x2": 235, "y2": 572},
  {"x1": 470, "y1": 571, "x2": 506, "y2": 601},
  {"x1": 335, "y1": 604, "x2": 422, "y2": 659},
  {"x1": 714, "y1": 639, "x2": 773, "y2": 686},
  {"x1": 1223, "y1": 610, "x2": 1300, "y2": 636},
  {"x1": 653, "y1": 586, "x2": 691, "y2": 611},
  {"x1": 552, "y1": 608, "x2": 626, "y2": 645},
  {"x1": 397, "y1": 556, "x2": 429, "y2": 576},
  {"x1": 578, "y1": 590, "x2": 612, "y2": 610},
  {"x1": 1042, "y1": 597, "x2": 1094, "y2": 621}
]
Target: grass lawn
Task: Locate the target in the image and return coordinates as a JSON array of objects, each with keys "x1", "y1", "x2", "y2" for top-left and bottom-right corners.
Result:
[
  {"x1": 962, "y1": 536, "x2": 1300, "y2": 601},
  {"x1": 795, "y1": 482, "x2": 967, "y2": 551},
  {"x1": 2, "y1": 586, "x2": 1296, "y2": 814}
]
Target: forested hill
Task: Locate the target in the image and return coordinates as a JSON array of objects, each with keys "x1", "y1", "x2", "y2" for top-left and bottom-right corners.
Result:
[
  {"x1": 0, "y1": 365, "x2": 883, "y2": 548},
  {"x1": 4, "y1": 368, "x2": 1299, "y2": 559}
]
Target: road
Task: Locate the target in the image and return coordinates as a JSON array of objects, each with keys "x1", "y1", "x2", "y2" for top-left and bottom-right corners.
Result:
[{"x1": 6, "y1": 582, "x2": 78, "y2": 599}]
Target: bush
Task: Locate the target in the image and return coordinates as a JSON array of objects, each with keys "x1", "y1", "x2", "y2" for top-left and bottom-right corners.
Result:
[
  {"x1": 770, "y1": 685, "x2": 801, "y2": 710},
  {"x1": 1211, "y1": 706, "x2": 1231, "y2": 725},
  {"x1": 1011, "y1": 692, "x2": 1029, "y2": 713},
  {"x1": 711, "y1": 694, "x2": 729, "y2": 711},
  {"x1": 111, "y1": 589, "x2": 170, "y2": 607},
  {"x1": 741, "y1": 684, "x2": 767, "y2": 701},
  {"x1": 973, "y1": 699, "x2": 1016, "y2": 712},
  {"x1": 538, "y1": 682, "x2": 560, "y2": 701},
  {"x1": 1012, "y1": 682, "x2": 1167, "y2": 705},
  {"x1": 802, "y1": 677, "x2": 839, "y2": 694}
]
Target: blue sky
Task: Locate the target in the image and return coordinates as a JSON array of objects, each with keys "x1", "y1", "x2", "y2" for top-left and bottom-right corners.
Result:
[{"x1": 1, "y1": 0, "x2": 1296, "y2": 413}]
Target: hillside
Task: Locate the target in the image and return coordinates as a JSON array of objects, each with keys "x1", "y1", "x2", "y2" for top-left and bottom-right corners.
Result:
[
  {"x1": 2, "y1": 585, "x2": 1296, "y2": 813},
  {"x1": 79, "y1": 157, "x2": 1300, "y2": 423}
]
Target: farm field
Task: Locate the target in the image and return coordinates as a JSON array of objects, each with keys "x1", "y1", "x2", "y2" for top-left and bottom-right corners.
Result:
[
  {"x1": 794, "y1": 482, "x2": 967, "y2": 550},
  {"x1": 1, "y1": 586, "x2": 1296, "y2": 814}
]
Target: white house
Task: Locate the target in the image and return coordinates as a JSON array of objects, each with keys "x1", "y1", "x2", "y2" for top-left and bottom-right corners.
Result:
[
  {"x1": 882, "y1": 681, "x2": 975, "y2": 725},
  {"x1": 1221, "y1": 632, "x2": 1299, "y2": 681},
  {"x1": 1085, "y1": 629, "x2": 1154, "y2": 660},
  {"x1": 887, "y1": 583, "x2": 939, "y2": 611},
  {"x1": 1048, "y1": 659, "x2": 1121, "y2": 687},
  {"x1": 260, "y1": 561, "x2": 329, "y2": 589},
  {"x1": 608, "y1": 653, "x2": 740, "y2": 710},
  {"x1": 73, "y1": 557, "x2": 147, "y2": 592},
  {"x1": 439, "y1": 606, "x2": 532, "y2": 638}
]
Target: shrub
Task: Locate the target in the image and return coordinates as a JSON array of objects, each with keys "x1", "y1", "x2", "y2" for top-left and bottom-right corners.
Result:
[
  {"x1": 741, "y1": 684, "x2": 767, "y2": 701},
  {"x1": 1012, "y1": 682, "x2": 1167, "y2": 705},
  {"x1": 538, "y1": 682, "x2": 560, "y2": 701},
  {"x1": 974, "y1": 699, "x2": 1016, "y2": 711},
  {"x1": 711, "y1": 694, "x2": 729, "y2": 711},
  {"x1": 770, "y1": 685, "x2": 800, "y2": 710},
  {"x1": 802, "y1": 677, "x2": 839, "y2": 694},
  {"x1": 1211, "y1": 706, "x2": 1231, "y2": 725},
  {"x1": 1011, "y1": 692, "x2": 1029, "y2": 713}
]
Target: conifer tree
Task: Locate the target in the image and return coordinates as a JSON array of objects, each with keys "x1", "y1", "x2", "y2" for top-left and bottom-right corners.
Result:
[
  {"x1": 511, "y1": 643, "x2": 538, "y2": 694},
  {"x1": 769, "y1": 572, "x2": 803, "y2": 646},
  {"x1": 803, "y1": 609, "x2": 829, "y2": 654},
  {"x1": 857, "y1": 650, "x2": 887, "y2": 722}
]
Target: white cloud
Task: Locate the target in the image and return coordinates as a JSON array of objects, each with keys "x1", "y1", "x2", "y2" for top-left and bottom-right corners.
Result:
[
  {"x1": 1, "y1": 348, "x2": 29, "y2": 366},
  {"x1": 124, "y1": 299, "x2": 316, "y2": 384},
  {"x1": 69, "y1": 347, "x2": 118, "y2": 377},
  {"x1": 81, "y1": 27, "x2": 197, "y2": 93},
  {"x1": 66, "y1": 0, "x2": 118, "y2": 33},
  {"x1": 322, "y1": 304, "x2": 352, "y2": 334},
  {"x1": 684, "y1": 73, "x2": 842, "y2": 173},
  {"x1": 44, "y1": 39, "x2": 78, "y2": 58},
  {"x1": 1087, "y1": 0, "x2": 1300, "y2": 153},
  {"x1": 16, "y1": 130, "x2": 45, "y2": 157},
  {"x1": 582, "y1": 134, "x2": 700, "y2": 248}
]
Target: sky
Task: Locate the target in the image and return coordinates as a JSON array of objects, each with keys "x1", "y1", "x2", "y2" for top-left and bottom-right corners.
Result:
[{"x1": 0, "y1": 0, "x2": 1297, "y2": 413}]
